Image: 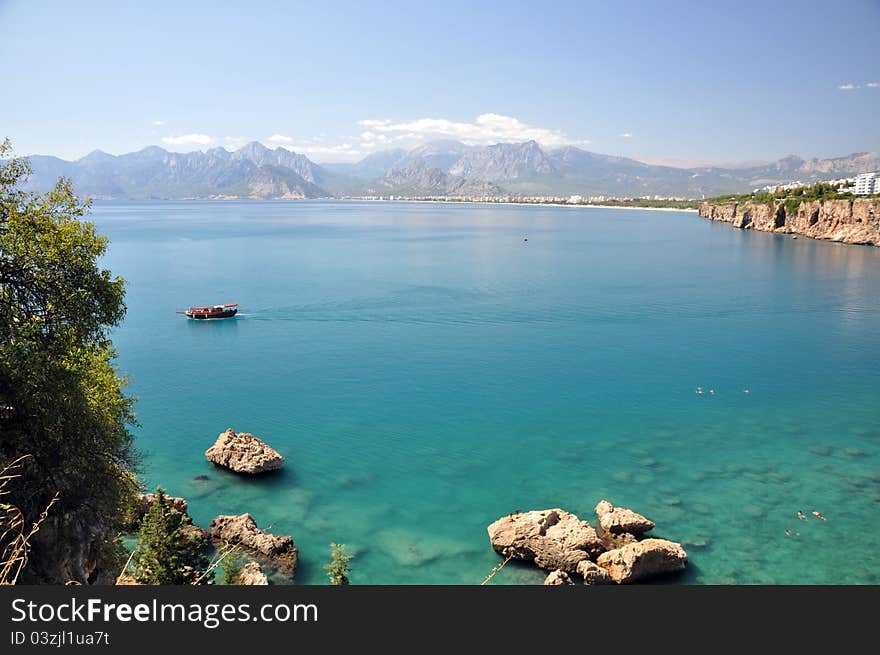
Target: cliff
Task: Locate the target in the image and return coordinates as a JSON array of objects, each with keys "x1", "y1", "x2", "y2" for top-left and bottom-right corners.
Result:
[{"x1": 699, "y1": 198, "x2": 880, "y2": 246}]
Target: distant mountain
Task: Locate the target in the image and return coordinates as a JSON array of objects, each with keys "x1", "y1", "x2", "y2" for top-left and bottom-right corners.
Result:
[
  {"x1": 21, "y1": 143, "x2": 332, "y2": 199},
  {"x1": 18, "y1": 140, "x2": 879, "y2": 199},
  {"x1": 449, "y1": 140, "x2": 554, "y2": 180},
  {"x1": 372, "y1": 159, "x2": 502, "y2": 196},
  {"x1": 396, "y1": 140, "x2": 474, "y2": 171},
  {"x1": 322, "y1": 148, "x2": 407, "y2": 180}
]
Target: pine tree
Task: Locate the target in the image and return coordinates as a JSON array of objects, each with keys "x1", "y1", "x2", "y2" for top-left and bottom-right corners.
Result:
[{"x1": 132, "y1": 488, "x2": 212, "y2": 585}]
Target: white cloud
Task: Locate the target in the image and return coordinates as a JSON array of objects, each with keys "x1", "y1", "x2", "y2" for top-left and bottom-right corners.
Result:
[
  {"x1": 620, "y1": 132, "x2": 633, "y2": 138},
  {"x1": 866, "y1": 82, "x2": 879, "y2": 88},
  {"x1": 267, "y1": 134, "x2": 294, "y2": 145},
  {"x1": 354, "y1": 113, "x2": 582, "y2": 148},
  {"x1": 152, "y1": 120, "x2": 165, "y2": 126},
  {"x1": 838, "y1": 83, "x2": 859, "y2": 90},
  {"x1": 161, "y1": 133, "x2": 214, "y2": 146}
]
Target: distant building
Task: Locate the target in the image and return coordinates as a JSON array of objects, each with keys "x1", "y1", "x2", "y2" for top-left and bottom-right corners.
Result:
[
  {"x1": 854, "y1": 172, "x2": 880, "y2": 195},
  {"x1": 567, "y1": 195, "x2": 583, "y2": 204}
]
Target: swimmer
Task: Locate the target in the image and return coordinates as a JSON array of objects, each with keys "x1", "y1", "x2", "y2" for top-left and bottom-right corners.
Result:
[
  {"x1": 797, "y1": 511, "x2": 807, "y2": 520},
  {"x1": 696, "y1": 387, "x2": 704, "y2": 395},
  {"x1": 709, "y1": 389, "x2": 715, "y2": 395},
  {"x1": 812, "y1": 511, "x2": 826, "y2": 521},
  {"x1": 785, "y1": 529, "x2": 793, "y2": 536},
  {"x1": 743, "y1": 389, "x2": 750, "y2": 394}
]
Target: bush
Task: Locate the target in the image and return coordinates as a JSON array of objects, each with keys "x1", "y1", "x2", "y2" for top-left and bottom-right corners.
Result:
[{"x1": 325, "y1": 543, "x2": 353, "y2": 585}]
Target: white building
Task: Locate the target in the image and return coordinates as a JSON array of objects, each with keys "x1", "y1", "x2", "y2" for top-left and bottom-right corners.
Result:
[
  {"x1": 854, "y1": 172, "x2": 880, "y2": 195},
  {"x1": 567, "y1": 195, "x2": 583, "y2": 204}
]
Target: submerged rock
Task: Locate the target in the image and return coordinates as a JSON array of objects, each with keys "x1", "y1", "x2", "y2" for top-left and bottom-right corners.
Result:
[
  {"x1": 596, "y1": 538, "x2": 688, "y2": 583},
  {"x1": 594, "y1": 499, "x2": 655, "y2": 535},
  {"x1": 576, "y1": 559, "x2": 613, "y2": 586},
  {"x1": 236, "y1": 561, "x2": 269, "y2": 586},
  {"x1": 487, "y1": 508, "x2": 604, "y2": 572},
  {"x1": 205, "y1": 428, "x2": 284, "y2": 474},
  {"x1": 544, "y1": 569, "x2": 574, "y2": 586},
  {"x1": 209, "y1": 513, "x2": 298, "y2": 572}
]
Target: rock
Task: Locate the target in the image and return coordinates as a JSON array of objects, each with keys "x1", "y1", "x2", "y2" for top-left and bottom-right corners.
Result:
[
  {"x1": 599, "y1": 531, "x2": 638, "y2": 551},
  {"x1": 209, "y1": 513, "x2": 297, "y2": 571},
  {"x1": 193, "y1": 474, "x2": 210, "y2": 481},
  {"x1": 236, "y1": 561, "x2": 269, "y2": 586},
  {"x1": 487, "y1": 508, "x2": 604, "y2": 572},
  {"x1": 205, "y1": 428, "x2": 284, "y2": 474},
  {"x1": 543, "y1": 569, "x2": 574, "y2": 586},
  {"x1": 576, "y1": 560, "x2": 613, "y2": 586},
  {"x1": 597, "y1": 538, "x2": 688, "y2": 583},
  {"x1": 594, "y1": 499, "x2": 655, "y2": 535},
  {"x1": 700, "y1": 198, "x2": 880, "y2": 246}
]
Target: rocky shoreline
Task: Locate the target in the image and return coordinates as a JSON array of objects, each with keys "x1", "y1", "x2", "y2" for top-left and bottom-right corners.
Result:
[{"x1": 699, "y1": 198, "x2": 880, "y2": 246}]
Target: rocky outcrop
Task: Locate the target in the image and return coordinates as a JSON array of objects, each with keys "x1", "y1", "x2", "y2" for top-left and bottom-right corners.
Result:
[
  {"x1": 544, "y1": 569, "x2": 574, "y2": 586},
  {"x1": 699, "y1": 198, "x2": 880, "y2": 246},
  {"x1": 205, "y1": 428, "x2": 284, "y2": 474},
  {"x1": 209, "y1": 513, "x2": 297, "y2": 572},
  {"x1": 487, "y1": 501, "x2": 688, "y2": 585},
  {"x1": 576, "y1": 560, "x2": 613, "y2": 586},
  {"x1": 487, "y1": 509, "x2": 604, "y2": 572},
  {"x1": 596, "y1": 538, "x2": 688, "y2": 584},
  {"x1": 236, "y1": 561, "x2": 269, "y2": 585},
  {"x1": 594, "y1": 499, "x2": 655, "y2": 536}
]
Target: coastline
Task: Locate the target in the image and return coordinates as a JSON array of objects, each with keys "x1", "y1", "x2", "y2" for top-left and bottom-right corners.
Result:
[{"x1": 199, "y1": 196, "x2": 699, "y2": 213}]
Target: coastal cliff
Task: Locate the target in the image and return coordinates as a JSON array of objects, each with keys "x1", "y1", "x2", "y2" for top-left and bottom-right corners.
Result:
[{"x1": 699, "y1": 198, "x2": 880, "y2": 246}]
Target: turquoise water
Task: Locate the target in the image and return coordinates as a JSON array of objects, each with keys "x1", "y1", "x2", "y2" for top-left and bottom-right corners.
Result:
[{"x1": 94, "y1": 200, "x2": 880, "y2": 585}]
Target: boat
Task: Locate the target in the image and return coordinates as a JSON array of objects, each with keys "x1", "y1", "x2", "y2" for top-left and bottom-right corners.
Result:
[{"x1": 183, "y1": 303, "x2": 238, "y2": 320}]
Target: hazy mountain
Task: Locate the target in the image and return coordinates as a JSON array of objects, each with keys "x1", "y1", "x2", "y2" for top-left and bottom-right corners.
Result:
[
  {"x1": 21, "y1": 143, "x2": 332, "y2": 198},
  {"x1": 322, "y1": 148, "x2": 407, "y2": 180},
  {"x1": 448, "y1": 140, "x2": 554, "y2": 180},
  {"x1": 17, "y1": 139, "x2": 879, "y2": 199},
  {"x1": 372, "y1": 159, "x2": 503, "y2": 196},
  {"x1": 396, "y1": 140, "x2": 474, "y2": 171}
]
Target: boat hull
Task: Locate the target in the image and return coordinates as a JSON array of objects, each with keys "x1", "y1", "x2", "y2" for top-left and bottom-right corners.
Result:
[{"x1": 186, "y1": 308, "x2": 238, "y2": 320}]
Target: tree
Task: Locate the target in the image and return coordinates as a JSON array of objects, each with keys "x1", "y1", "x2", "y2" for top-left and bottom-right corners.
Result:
[
  {"x1": 218, "y1": 548, "x2": 245, "y2": 585},
  {"x1": 131, "y1": 488, "x2": 212, "y2": 585},
  {"x1": 325, "y1": 542, "x2": 353, "y2": 585},
  {"x1": 0, "y1": 138, "x2": 138, "y2": 583}
]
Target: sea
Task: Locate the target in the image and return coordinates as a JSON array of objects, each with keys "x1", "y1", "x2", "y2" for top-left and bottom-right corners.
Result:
[{"x1": 92, "y1": 199, "x2": 880, "y2": 584}]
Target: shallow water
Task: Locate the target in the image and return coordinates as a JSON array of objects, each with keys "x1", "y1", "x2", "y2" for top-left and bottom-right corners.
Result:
[{"x1": 94, "y1": 200, "x2": 880, "y2": 584}]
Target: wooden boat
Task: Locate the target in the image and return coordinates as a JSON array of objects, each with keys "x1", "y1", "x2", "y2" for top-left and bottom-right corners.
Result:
[{"x1": 183, "y1": 303, "x2": 238, "y2": 320}]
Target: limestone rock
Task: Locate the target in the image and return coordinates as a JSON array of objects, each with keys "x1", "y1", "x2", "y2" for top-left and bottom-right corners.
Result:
[
  {"x1": 209, "y1": 513, "x2": 297, "y2": 571},
  {"x1": 576, "y1": 559, "x2": 613, "y2": 586},
  {"x1": 594, "y1": 499, "x2": 655, "y2": 535},
  {"x1": 596, "y1": 538, "x2": 688, "y2": 583},
  {"x1": 236, "y1": 561, "x2": 269, "y2": 586},
  {"x1": 700, "y1": 198, "x2": 880, "y2": 246},
  {"x1": 544, "y1": 569, "x2": 574, "y2": 586},
  {"x1": 487, "y1": 508, "x2": 604, "y2": 572},
  {"x1": 205, "y1": 428, "x2": 284, "y2": 474}
]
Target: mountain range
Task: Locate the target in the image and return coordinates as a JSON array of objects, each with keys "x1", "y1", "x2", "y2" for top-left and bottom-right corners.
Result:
[{"x1": 17, "y1": 140, "x2": 880, "y2": 200}]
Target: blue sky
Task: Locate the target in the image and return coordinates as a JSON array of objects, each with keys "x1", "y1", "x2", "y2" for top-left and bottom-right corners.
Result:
[{"x1": 1, "y1": 0, "x2": 878, "y2": 165}]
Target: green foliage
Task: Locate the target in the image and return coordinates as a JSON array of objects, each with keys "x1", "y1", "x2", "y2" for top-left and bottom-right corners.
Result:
[
  {"x1": 705, "y1": 180, "x2": 880, "y2": 209},
  {"x1": 784, "y1": 197, "x2": 802, "y2": 216},
  {"x1": 0, "y1": 138, "x2": 139, "y2": 583},
  {"x1": 219, "y1": 548, "x2": 245, "y2": 585},
  {"x1": 131, "y1": 488, "x2": 212, "y2": 585},
  {"x1": 325, "y1": 542, "x2": 353, "y2": 585}
]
